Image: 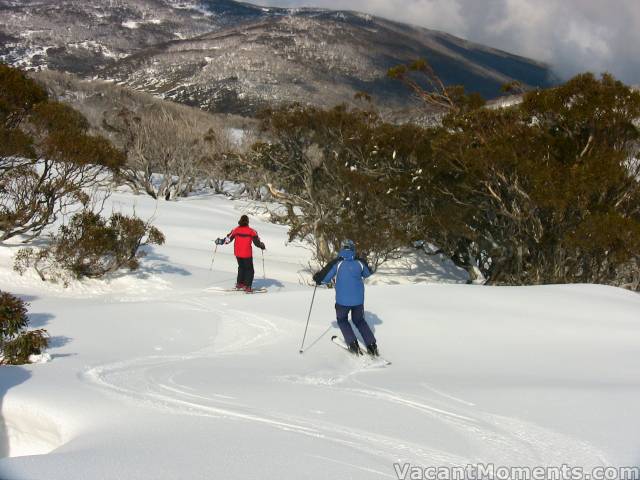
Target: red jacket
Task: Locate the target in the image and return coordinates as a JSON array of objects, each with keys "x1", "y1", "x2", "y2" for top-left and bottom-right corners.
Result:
[{"x1": 227, "y1": 226, "x2": 261, "y2": 258}]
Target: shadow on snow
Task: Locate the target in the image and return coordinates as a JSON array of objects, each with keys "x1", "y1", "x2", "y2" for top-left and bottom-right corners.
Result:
[{"x1": 0, "y1": 367, "x2": 31, "y2": 459}]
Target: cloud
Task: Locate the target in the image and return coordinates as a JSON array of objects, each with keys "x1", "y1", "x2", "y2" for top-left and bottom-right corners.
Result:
[{"x1": 257, "y1": 0, "x2": 640, "y2": 85}]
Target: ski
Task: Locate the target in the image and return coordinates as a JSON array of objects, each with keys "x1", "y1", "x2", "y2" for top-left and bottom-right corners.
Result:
[
  {"x1": 244, "y1": 288, "x2": 268, "y2": 294},
  {"x1": 331, "y1": 335, "x2": 391, "y2": 366},
  {"x1": 205, "y1": 287, "x2": 268, "y2": 294}
]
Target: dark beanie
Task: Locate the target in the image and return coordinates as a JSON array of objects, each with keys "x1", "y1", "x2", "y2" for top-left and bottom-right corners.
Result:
[{"x1": 239, "y1": 215, "x2": 249, "y2": 226}]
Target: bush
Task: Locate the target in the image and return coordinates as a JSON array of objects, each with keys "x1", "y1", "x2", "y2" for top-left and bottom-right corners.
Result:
[
  {"x1": 14, "y1": 211, "x2": 166, "y2": 283},
  {"x1": 418, "y1": 73, "x2": 640, "y2": 286},
  {"x1": 249, "y1": 105, "x2": 423, "y2": 267},
  {"x1": 0, "y1": 290, "x2": 29, "y2": 339},
  {"x1": 251, "y1": 72, "x2": 640, "y2": 289},
  {"x1": 0, "y1": 291, "x2": 48, "y2": 365},
  {"x1": 0, "y1": 63, "x2": 125, "y2": 242}
]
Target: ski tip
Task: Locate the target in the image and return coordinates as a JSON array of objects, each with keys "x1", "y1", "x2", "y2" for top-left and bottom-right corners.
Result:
[{"x1": 331, "y1": 335, "x2": 338, "y2": 340}]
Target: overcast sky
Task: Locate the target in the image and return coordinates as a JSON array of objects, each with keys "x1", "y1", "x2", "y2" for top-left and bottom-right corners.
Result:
[{"x1": 258, "y1": 0, "x2": 640, "y2": 84}]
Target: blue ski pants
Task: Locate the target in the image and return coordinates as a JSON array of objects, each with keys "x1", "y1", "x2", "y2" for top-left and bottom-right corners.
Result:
[{"x1": 335, "y1": 304, "x2": 376, "y2": 347}]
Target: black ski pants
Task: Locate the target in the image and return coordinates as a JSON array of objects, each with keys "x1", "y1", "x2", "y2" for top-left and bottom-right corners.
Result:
[{"x1": 236, "y1": 257, "x2": 255, "y2": 288}]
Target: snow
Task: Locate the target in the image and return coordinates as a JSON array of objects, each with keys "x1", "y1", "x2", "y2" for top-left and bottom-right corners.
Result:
[
  {"x1": 226, "y1": 127, "x2": 246, "y2": 146},
  {"x1": 168, "y1": 0, "x2": 214, "y2": 17},
  {"x1": 358, "y1": 13, "x2": 374, "y2": 22},
  {"x1": 488, "y1": 94, "x2": 524, "y2": 109},
  {"x1": 65, "y1": 41, "x2": 128, "y2": 61},
  {"x1": 27, "y1": 353, "x2": 51, "y2": 364},
  {"x1": 1, "y1": 189, "x2": 640, "y2": 479},
  {"x1": 122, "y1": 19, "x2": 163, "y2": 29}
]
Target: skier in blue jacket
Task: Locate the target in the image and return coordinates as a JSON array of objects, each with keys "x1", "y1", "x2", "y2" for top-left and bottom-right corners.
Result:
[{"x1": 313, "y1": 239, "x2": 379, "y2": 356}]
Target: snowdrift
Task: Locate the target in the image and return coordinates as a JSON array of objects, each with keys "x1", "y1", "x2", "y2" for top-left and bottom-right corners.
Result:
[{"x1": 1, "y1": 191, "x2": 639, "y2": 479}]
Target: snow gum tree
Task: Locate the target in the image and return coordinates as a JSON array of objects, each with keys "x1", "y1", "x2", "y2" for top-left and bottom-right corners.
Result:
[
  {"x1": 249, "y1": 104, "x2": 424, "y2": 267},
  {"x1": 30, "y1": 70, "x2": 237, "y2": 201},
  {"x1": 254, "y1": 65, "x2": 640, "y2": 289},
  {"x1": 402, "y1": 72, "x2": 640, "y2": 288},
  {"x1": 0, "y1": 63, "x2": 125, "y2": 241},
  {"x1": 112, "y1": 104, "x2": 226, "y2": 200}
]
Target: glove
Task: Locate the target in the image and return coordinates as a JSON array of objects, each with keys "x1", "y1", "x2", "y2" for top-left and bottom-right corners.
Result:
[
  {"x1": 259, "y1": 242, "x2": 266, "y2": 250},
  {"x1": 215, "y1": 238, "x2": 224, "y2": 245},
  {"x1": 356, "y1": 255, "x2": 371, "y2": 271},
  {"x1": 312, "y1": 271, "x2": 323, "y2": 285}
]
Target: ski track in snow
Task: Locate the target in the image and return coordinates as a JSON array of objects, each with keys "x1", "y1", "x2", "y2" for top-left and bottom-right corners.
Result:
[{"x1": 81, "y1": 293, "x2": 609, "y2": 471}]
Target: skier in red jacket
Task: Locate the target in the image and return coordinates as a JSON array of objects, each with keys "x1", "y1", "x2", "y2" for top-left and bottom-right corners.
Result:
[{"x1": 215, "y1": 215, "x2": 265, "y2": 292}]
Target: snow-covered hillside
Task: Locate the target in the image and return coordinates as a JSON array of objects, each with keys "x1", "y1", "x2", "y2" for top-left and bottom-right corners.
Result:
[
  {"x1": 0, "y1": 0, "x2": 556, "y2": 118},
  {"x1": 1, "y1": 190, "x2": 639, "y2": 479}
]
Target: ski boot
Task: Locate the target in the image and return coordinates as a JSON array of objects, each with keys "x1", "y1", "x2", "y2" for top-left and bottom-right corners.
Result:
[
  {"x1": 366, "y1": 343, "x2": 379, "y2": 357},
  {"x1": 348, "y1": 340, "x2": 362, "y2": 356},
  {"x1": 235, "y1": 283, "x2": 245, "y2": 290},
  {"x1": 243, "y1": 285, "x2": 253, "y2": 293}
]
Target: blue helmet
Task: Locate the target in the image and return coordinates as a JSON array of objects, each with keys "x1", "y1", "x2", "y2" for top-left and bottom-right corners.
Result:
[{"x1": 340, "y1": 239, "x2": 355, "y2": 251}]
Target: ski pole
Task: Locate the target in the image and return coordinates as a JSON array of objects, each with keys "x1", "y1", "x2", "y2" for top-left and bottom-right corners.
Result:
[
  {"x1": 300, "y1": 325, "x2": 332, "y2": 354},
  {"x1": 299, "y1": 284, "x2": 318, "y2": 354},
  {"x1": 209, "y1": 243, "x2": 218, "y2": 272},
  {"x1": 261, "y1": 249, "x2": 266, "y2": 279}
]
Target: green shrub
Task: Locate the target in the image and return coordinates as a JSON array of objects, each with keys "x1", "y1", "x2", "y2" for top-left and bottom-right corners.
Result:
[
  {"x1": 14, "y1": 211, "x2": 166, "y2": 283},
  {"x1": 0, "y1": 291, "x2": 49, "y2": 365},
  {"x1": 0, "y1": 290, "x2": 29, "y2": 339},
  {"x1": 254, "y1": 72, "x2": 640, "y2": 289},
  {"x1": 0, "y1": 63, "x2": 125, "y2": 242}
]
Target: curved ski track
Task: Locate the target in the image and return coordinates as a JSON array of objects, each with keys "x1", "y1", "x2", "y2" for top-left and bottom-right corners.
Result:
[{"x1": 82, "y1": 294, "x2": 609, "y2": 473}]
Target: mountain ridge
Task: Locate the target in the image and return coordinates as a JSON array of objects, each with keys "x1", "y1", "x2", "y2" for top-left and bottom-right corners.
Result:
[{"x1": 0, "y1": 0, "x2": 557, "y2": 117}]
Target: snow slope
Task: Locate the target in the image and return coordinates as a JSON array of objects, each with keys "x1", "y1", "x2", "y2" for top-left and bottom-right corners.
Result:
[{"x1": 1, "y1": 191, "x2": 639, "y2": 479}]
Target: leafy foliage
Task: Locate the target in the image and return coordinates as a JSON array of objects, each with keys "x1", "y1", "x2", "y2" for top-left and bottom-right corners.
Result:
[
  {"x1": 2, "y1": 330, "x2": 50, "y2": 365},
  {"x1": 250, "y1": 72, "x2": 640, "y2": 289},
  {"x1": 0, "y1": 63, "x2": 47, "y2": 130},
  {"x1": 250, "y1": 105, "x2": 431, "y2": 266},
  {"x1": 0, "y1": 63, "x2": 126, "y2": 241},
  {"x1": 0, "y1": 291, "x2": 29, "y2": 339},
  {"x1": 0, "y1": 291, "x2": 48, "y2": 365},
  {"x1": 14, "y1": 211, "x2": 166, "y2": 283},
  {"x1": 415, "y1": 73, "x2": 640, "y2": 286},
  {"x1": 387, "y1": 58, "x2": 485, "y2": 113},
  {"x1": 30, "y1": 70, "x2": 241, "y2": 201}
]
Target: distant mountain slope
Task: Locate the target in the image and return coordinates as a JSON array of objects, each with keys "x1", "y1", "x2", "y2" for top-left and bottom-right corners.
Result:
[
  {"x1": 0, "y1": 0, "x2": 557, "y2": 116},
  {"x1": 0, "y1": 0, "x2": 224, "y2": 72}
]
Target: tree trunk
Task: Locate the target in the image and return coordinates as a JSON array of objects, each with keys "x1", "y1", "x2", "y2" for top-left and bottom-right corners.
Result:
[{"x1": 314, "y1": 224, "x2": 331, "y2": 263}]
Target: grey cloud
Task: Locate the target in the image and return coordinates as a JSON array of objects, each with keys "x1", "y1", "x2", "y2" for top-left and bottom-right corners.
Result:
[{"x1": 257, "y1": 0, "x2": 640, "y2": 85}]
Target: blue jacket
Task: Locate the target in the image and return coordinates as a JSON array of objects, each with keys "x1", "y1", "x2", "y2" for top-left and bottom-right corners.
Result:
[{"x1": 320, "y1": 248, "x2": 372, "y2": 307}]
